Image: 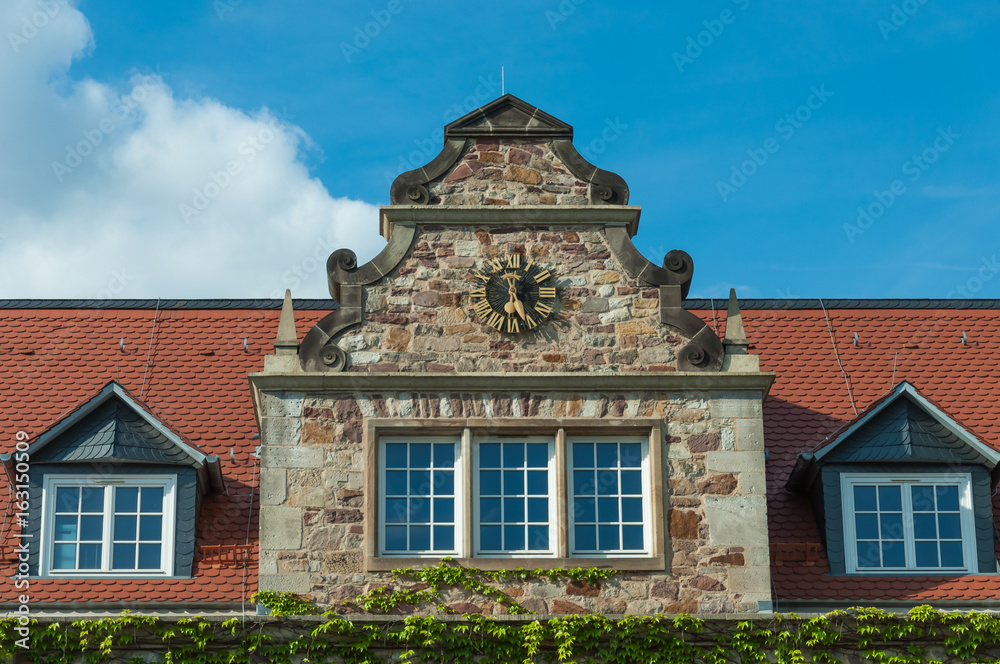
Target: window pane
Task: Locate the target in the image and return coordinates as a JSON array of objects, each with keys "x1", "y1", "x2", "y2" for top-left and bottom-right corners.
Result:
[
  {"x1": 855, "y1": 513, "x2": 878, "y2": 540},
  {"x1": 940, "y1": 541, "x2": 964, "y2": 567},
  {"x1": 881, "y1": 541, "x2": 905, "y2": 567},
  {"x1": 434, "y1": 471, "x2": 454, "y2": 495},
  {"x1": 113, "y1": 543, "x2": 136, "y2": 570},
  {"x1": 480, "y1": 443, "x2": 501, "y2": 468},
  {"x1": 574, "y1": 470, "x2": 595, "y2": 494},
  {"x1": 480, "y1": 471, "x2": 501, "y2": 495},
  {"x1": 598, "y1": 525, "x2": 619, "y2": 550},
  {"x1": 138, "y1": 515, "x2": 161, "y2": 541},
  {"x1": 385, "y1": 443, "x2": 407, "y2": 468},
  {"x1": 596, "y1": 443, "x2": 617, "y2": 468},
  {"x1": 410, "y1": 444, "x2": 431, "y2": 468},
  {"x1": 503, "y1": 470, "x2": 524, "y2": 495},
  {"x1": 598, "y1": 498, "x2": 618, "y2": 522},
  {"x1": 914, "y1": 541, "x2": 938, "y2": 568},
  {"x1": 912, "y1": 514, "x2": 936, "y2": 540},
  {"x1": 527, "y1": 525, "x2": 548, "y2": 550},
  {"x1": 504, "y1": 525, "x2": 524, "y2": 551},
  {"x1": 621, "y1": 498, "x2": 643, "y2": 523},
  {"x1": 504, "y1": 498, "x2": 525, "y2": 523},
  {"x1": 911, "y1": 485, "x2": 934, "y2": 511},
  {"x1": 480, "y1": 498, "x2": 501, "y2": 523},
  {"x1": 410, "y1": 470, "x2": 432, "y2": 496},
  {"x1": 80, "y1": 515, "x2": 103, "y2": 541},
  {"x1": 526, "y1": 444, "x2": 547, "y2": 468},
  {"x1": 433, "y1": 498, "x2": 454, "y2": 523},
  {"x1": 56, "y1": 487, "x2": 79, "y2": 513},
  {"x1": 385, "y1": 526, "x2": 406, "y2": 551},
  {"x1": 527, "y1": 498, "x2": 548, "y2": 522},
  {"x1": 526, "y1": 471, "x2": 547, "y2": 495},
  {"x1": 116, "y1": 487, "x2": 139, "y2": 513},
  {"x1": 936, "y1": 486, "x2": 960, "y2": 512},
  {"x1": 596, "y1": 471, "x2": 618, "y2": 495},
  {"x1": 114, "y1": 515, "x2": 138, "y2": 541},
  {"x1": 385, "y1": 498, "x2": 407, "y2": 524},
  {"x1": 879, "y1": 513, "x2": 903, "y2": 540},
  {"x1": 619, "y1": 443, "x2": 641, "y2": 468},
  {"x1": 78, "y1": 543, "x2": 101, "y2": 569},
  {"x1": 853, "y1": 486, "x2": 877, "y2": 511},
  {"x1": 52, "y1": 543, "x2": 76, "y2": 569},
  {"x1": 573, "y1": 443, "x2": 594, "y2": 468},
  {"x1": 574, "y1": 497, "x2": 595, "y2": 522},
  {"x1": 622, "y1": 525, "x2": 644, "y2": 550},
  {"x1": 54, "y1": 515, "x2": 77, "y2": 541},
  {"x1": 80, "y1": 487, "x2": 104, "y2": 512},
  {"x1": 856, "y1": 541, "x2": 880, "y2": 567},
  {"x1": 385, "y1": 471, "x2": 407, "y2": 495},
  {"x1": 575, "y1": 525, "x2": 596, "y2": 550},
  {"x1": 433, "y1": 526, "x2": 454, "y2": 551},
  {"x1": 409, "y1": 526, "x2": 430, "y2": 550},
  {"x1": 433, "y1": 443, "x2": 454, "y2": 468},
  {"x1": 620, "y1": 471, "x2": 641, "y2": 495},
  {"x1": 937, "y1": 513, "x2": 961, "y2": 539},
  {"x1": 139, "y1": 488, "x2": 163, "y2": 513},
  {"x1": 409, "y1": 499, "x2": 430, "y2": 524},
  {"x1": 878, "y1": 485, "x2": 902, "y2": 511},
  {"x1": 137, "y1": 543, "x2": 161, "y2": 569},
  {"x1": 503, "y1": 443, "x2": 524, "y2": 468},
  {"x1": 480, "y1": 525, "x2": 501, "y2": 551}
]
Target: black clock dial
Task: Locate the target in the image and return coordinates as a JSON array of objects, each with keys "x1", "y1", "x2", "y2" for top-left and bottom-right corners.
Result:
[{"x1": 469, "y1": 255, "x2": 557, "y2": 334}]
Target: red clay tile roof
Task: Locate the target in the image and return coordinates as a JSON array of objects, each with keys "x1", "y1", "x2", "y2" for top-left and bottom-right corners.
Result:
[
  {"x1": 720, "y1": 307, "x2": 1000, "y2": 603},
  {"x1": 2, "y1": 301, "x2": 998, "y2": 605},
  {"x1": 0, "y1": 305, "x2": 320, "y2": 605}
]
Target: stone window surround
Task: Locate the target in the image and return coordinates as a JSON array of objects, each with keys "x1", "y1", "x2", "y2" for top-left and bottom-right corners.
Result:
[
  {"x1": 364, "y1": 417, "x2": 665, "y2": 571},
  {"x1": 840, "y1": 472, "x2": 978, "y2": 575}
]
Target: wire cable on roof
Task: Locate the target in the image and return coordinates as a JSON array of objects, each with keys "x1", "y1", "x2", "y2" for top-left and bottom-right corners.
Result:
[
  {"x1": 819, "y1": 298, "x2": 858, "y2": 416},
  {"x1": 710, "y1": 298, "x2": 718, "y2": 337},
  {"x1": 139, "y1": 298, "x2": 161, "y2": 399}
]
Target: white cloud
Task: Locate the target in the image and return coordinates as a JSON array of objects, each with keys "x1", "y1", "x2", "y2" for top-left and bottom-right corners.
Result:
[{"x1": 0, "y1": 0, "x2": 384, "y2": 299}]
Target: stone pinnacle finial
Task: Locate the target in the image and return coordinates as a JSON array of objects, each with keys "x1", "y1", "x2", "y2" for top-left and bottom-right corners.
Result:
[
  {"x1": 724, "y1": 288, "x2": 749, "y2": 349},
  {"x1": 274, "y1": 289, "x2": 299, "y2": 355}
]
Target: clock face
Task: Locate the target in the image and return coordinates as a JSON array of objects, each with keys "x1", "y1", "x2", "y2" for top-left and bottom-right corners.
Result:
[{"x1": 470, "y1": 255, "x2": 557, "y2": 334}]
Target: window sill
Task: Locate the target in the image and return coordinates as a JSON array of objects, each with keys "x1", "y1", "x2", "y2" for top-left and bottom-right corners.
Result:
[{"x1": 366, "y1": 554, "x2": 665, "y2": 572}]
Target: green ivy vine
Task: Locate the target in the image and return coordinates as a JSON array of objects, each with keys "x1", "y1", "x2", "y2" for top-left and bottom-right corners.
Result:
[{"x1": 2, "y1": 563, "x2": 1000, "y2": 664}]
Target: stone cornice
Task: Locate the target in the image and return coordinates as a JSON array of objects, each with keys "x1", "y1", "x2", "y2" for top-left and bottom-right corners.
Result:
[
  {"x1": 249, "y1": 371, "x2": 775, "y2": 395},
  {"x1": 380, "y1": 205, "x2": 641, "y2": 240}
]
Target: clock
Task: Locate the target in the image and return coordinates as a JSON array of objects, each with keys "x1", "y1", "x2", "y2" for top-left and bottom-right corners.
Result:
[{"x1": 470, "y1": 255, "x2": 557, "y2": 334}]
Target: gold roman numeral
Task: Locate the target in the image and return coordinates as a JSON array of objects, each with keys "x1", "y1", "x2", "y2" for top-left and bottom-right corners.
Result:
[
  {"x1": 533, "y1": 269, "x2": 551, "y2": 282},
  {"x1": 538, "y1": 287, "x2": 556, "y2": 299},
  {"x1": 470, "y1": 287, "x2": 486, "y2": 299},
  {"x1": 488, "y1": 257, "x2": 504, "y2": 272},
  {"x1": 506, "y1": 318, "x2": 520, "y2": 334},
  {"x1": 474, "y1": 300, "x2": 492, "y2": 317},
  {"x1": 534, "y1": 302, "x2": 552, "y2": 317},
  {"x1": 524, "y1": 314, "x2": 538, "y2": 329},
  {"x1": 506, "y1": 254, "x2": 521, "y2": 269},
  {"x1": 487, "y1": 311, "x2": 504, "y2": 330}
]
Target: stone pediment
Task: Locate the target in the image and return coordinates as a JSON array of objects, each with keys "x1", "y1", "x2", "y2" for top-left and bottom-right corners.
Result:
[{"x1": 444, "y1": 95, "x2": 574, "y2": 139}]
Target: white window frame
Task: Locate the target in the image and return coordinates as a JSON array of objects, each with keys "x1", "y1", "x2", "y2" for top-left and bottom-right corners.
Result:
[
  {"x1": 567, "y1": 436, "x2": 652, "y2": 558},
  {"x1": 40, "y1": 474, "x2": 177, "y2": 577},
  {"x1": 378, "y1": 436, "x2": 464, "y2": 558},
  {"x1": 841, "y1": 473, "x2": 977, "y2": 575},
  {"x1": 472, "y1": 435, "x2": 557, "y2": 558}
]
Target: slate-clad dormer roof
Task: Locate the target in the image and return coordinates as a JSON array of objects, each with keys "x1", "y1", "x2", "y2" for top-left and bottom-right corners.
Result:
[{"x1": 2, "y1": 381, "x2": 224, "y2": 492}]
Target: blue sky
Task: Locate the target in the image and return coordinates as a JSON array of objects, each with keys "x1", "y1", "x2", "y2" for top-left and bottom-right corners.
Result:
[{"x1": 2, "y1": 0, "x2": 999, "y2": 299}]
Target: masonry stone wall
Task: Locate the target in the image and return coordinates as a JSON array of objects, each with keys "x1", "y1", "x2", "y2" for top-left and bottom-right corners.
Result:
[
  {"x1": 428, "y1": 139, "x2": 589, "y2": 206},
  {"x1": 257, "y1": 388, "x2": 770, "y2": 615},
  {"x1": 340, "y1": 225, "x2": 686, "y2": 373}
]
